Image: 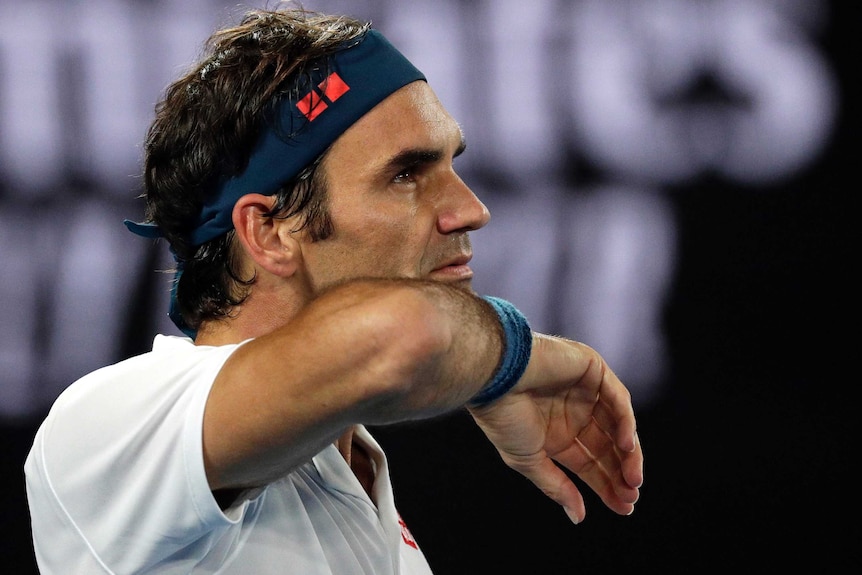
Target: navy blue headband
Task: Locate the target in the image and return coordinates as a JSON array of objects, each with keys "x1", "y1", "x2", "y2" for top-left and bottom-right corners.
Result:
[
  {"x1": 125, "y1": 29, "x2": 426, "y2": 246},
  {"x1": 123, "y1": 29, "x2": 425, "y2": 337}
]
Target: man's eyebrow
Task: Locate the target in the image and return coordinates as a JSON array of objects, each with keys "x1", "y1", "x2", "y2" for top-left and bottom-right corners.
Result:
[
  {"x1": 386, "y1": 149, "x2": 443, "y2": 172},
  {"x1": 379, "y1": 134, "x2": 468, "y2": 177}
]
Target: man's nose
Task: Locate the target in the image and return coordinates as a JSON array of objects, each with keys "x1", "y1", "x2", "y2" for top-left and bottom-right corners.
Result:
[{"x1": 437, "y1": 173, "x2": 491, "y2": 234}]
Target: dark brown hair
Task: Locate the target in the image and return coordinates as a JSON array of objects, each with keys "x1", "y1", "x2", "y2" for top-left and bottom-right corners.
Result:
[{"x1": 141, "y1": 6, "x2": 370, "y2": 331}]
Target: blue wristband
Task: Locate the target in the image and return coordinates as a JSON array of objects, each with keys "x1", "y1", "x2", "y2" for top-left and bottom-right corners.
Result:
[{"x1": 470, "y1": 296, "x2": 532, "y2": 407}]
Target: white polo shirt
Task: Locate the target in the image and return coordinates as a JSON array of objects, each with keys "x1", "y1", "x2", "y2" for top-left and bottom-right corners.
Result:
[{"x1": 25, "y1": 335, "x2": 433, "y2": 574}]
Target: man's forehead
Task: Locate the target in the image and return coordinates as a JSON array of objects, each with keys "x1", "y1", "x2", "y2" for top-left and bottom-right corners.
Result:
[
  {"x1": 322, "y1": 82, "x2": 465, "y2": 184},
  {"x1": 346, "y1": 81, "x2": 463, "y2": 146}
]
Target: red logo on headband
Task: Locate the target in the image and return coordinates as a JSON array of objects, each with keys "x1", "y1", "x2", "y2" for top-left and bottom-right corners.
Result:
[{"x1": 296, "y1": 72, "x2": 351, "y2": 121}]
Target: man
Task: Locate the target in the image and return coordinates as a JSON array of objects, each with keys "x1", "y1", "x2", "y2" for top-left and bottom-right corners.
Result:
[{"x1": 25, "y1": 5, "x2": 643, "y2": 574}]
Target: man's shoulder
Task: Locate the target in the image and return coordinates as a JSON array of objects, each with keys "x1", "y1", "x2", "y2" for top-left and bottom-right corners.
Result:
[{"x1": 46, "y1": 334, "x2": 240, "y2": 418}]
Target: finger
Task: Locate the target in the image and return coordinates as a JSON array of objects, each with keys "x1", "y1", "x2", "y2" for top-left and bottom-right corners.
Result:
[
  {"x1": 591, "y1": 367, "x2": 638, "y2": 453},
  {"x1": 589, "y1": 402, "x2": 643, "y2": 492},
  {"x1": 551, "y1": 431, "x2": 638, "y2": 516},
  {"x1": 623, "y1": 431, "x2": 644, "y2": 490},
  {"x1": 500, "y1": 451, "x2": 587, "y2": 524},
  {"x1": 571, "y1": 420, "x2": 641, "y2": 506},
  {"x1": 586, "y1": 363, "x2": 643, "y2": 492},
  {"x1": 558, "y1": 339, "x2": 638, "y2": 454}
]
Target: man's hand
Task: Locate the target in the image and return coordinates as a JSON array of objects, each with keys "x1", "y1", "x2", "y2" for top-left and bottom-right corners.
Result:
[{"x1": 468, "y1": 333, "x2": 643, "y2": 524}]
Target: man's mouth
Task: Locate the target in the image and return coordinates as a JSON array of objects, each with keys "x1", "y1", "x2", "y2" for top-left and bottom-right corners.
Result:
[{"x1": 429, "y1": 253, "x2": 474, "y2": 282}]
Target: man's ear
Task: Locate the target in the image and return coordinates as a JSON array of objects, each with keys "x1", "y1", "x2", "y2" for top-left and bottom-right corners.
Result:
[{"x1": 231, "y1": 194, "x2": 301, "y2": 277}]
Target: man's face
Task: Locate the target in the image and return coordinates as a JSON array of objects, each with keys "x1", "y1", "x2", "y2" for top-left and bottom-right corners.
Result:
[{"x1": 297, "y1": 81, "x2": 490, "y2": 292}]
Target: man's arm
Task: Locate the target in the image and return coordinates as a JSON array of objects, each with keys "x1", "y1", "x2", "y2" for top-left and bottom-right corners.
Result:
[
  {"x1": 202, "y1": 277, "x2": 504, "y2": 490},
  {"x1": 202, "y1": 277, "x2": 643, "y2": 522}
]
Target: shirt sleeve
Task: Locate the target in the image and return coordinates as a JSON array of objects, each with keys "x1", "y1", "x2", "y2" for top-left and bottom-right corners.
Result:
[{"x1": 25, "y1": 336, "x2": 249, "y2": 574}]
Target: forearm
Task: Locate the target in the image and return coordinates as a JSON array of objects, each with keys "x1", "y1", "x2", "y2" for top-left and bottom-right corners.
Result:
[
  {"x1": 340, "y1": 278, "x2": 505, "y2": 416},
  {"x1": 203, "y1": 277, "x2": 504, "y2": 489}
]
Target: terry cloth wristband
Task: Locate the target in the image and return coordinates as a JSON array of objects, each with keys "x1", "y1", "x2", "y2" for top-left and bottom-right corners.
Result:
[{"x1": 469, "y1": 296, "x2": 532, "y2": 408}]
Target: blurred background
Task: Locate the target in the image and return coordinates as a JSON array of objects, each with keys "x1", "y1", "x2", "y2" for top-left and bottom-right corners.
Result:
[{"x1": 1, "y1": 0, "x2": 855, "y2": 571}]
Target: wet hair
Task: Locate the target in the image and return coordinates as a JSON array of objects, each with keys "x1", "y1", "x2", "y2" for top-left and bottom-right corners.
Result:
[{"x1": 142, "y1": 6, "x2": 370, "y2": 331}]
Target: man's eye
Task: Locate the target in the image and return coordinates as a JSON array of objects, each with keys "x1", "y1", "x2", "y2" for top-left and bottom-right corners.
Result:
[{"x1": 393, "y1": 168, "x2": 416, "y2": 184}]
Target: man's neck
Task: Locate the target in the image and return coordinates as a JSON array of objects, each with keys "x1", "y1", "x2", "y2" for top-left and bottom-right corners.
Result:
[{"x1": 336, "y1": 428, "x2": 375, "y2": 499}]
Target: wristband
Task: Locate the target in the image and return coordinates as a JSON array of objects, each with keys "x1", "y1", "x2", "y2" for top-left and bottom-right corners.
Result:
[{"x1": 469, "y1": 296, "x2": 532, "y2": 407}]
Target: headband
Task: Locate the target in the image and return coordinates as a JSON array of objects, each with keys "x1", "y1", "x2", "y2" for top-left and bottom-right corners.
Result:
[
  {"x1": 125, "y1": 29, "x2": 425, "y2": 245},
  {"x1": 123, "y1": 28, "x2": 426, "y2": 337}
]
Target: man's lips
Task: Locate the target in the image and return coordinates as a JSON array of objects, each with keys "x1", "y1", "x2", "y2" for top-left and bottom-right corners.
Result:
[{"x1": 429, "y1": 254, "x2": 474, "y2": 280}]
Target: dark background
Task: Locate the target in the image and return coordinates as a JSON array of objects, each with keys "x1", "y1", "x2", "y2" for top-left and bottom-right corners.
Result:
[{"x1": 1, "y1": 0, "x2": 856, "y2": 572}]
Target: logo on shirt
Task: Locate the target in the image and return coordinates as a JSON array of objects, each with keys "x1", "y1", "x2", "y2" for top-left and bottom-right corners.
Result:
[
  {"x1": 398, "y1": 513, "x2": 418, "y2": 550},
  {"x1": 296, "y1": 72, "x2": 351, "y2": 121}
]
